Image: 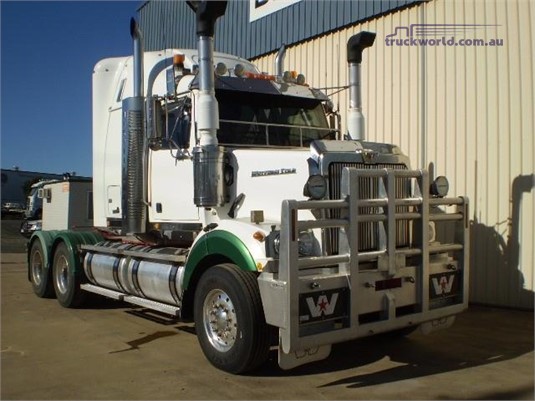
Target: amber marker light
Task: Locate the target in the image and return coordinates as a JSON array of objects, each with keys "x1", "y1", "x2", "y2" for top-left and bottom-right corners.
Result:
[
  {"x1": 173, "y1": 54, "x2": 185, "y2": 65},
  {"x1": 253, "y1": 231, "x2": 265, "y2": 242}
]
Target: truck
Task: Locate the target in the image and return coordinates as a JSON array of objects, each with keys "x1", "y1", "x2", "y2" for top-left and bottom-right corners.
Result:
[
  {"x1": 24, "y1": 179, "x2": 58, "y2": 220},
  {"x1": 27, "y1": 1, "x2": 469, "y2": 374},
  {"x1": 20, "y1": 180, "x2": 55, "y2": 237},
  {"x1": 20, "y1": 175, "x2": 92, "y2": 237}
]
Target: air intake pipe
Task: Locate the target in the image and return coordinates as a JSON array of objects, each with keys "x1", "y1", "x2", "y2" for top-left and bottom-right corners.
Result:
[
  {"x1": 187, "y1": 1, "x2": 228, "y2": 207},
  {"x1": 122, "y1": 18, "x2": 146, "y2": 235},
  {"x1": 346, "y1": 31, "x2": 376, "y2": 140}
]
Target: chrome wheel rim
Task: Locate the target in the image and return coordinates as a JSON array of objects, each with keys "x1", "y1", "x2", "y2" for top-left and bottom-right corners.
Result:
[
  {"x1": 55, "y1": 254, "x2": 69, "y2": 295},
  {"x1": 203, "y1": 289, "x2": 237, "y2": 352},
  {"x1": 31, "y1": 249, "x2": 43, "y2": 286}
]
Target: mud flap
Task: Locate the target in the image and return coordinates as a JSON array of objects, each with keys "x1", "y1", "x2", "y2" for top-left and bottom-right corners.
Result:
[{"x1": 278, "y1": 344, "x2": 332, "y2": 370}]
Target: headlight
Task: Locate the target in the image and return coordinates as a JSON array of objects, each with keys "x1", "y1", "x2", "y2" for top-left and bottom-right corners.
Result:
[
  {"x1": 303, "y1": 175, "x2": 327, "y2": 200},
  {"x1": 271, "y1": 231, "x2": 316, "y2": 256},
  {"x1": 273, "y1": 233, "x2": 281, "y2": 255},
  {"x1": 430, "y1": 176, "x2": 449, "y2": 197},
  {"x1": 298, "y1": 231, "x2": 315, "y2": 256},
  {"x1": 30, "y1": 221, "x2": 42, "y2": 231}
]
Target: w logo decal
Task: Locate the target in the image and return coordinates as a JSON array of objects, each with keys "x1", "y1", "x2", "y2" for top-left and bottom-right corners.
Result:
[
  {"x1": 299, "y1": 289, "x2": 347, "y2": 323},
  {"x1": 306, "y1": 293, "x2": 339, "y2": 318},
  {"x1": 432, "y1": 275, "x2": 455, "y2": 296}
]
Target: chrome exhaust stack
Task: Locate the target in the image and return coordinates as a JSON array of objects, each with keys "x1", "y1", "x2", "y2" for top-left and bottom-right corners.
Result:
[
  {"x1": 346, "y1": 31, "x2": 376, "y2": 141},
  {"x1": 187, "y1": 1, "x2": 228, "y2": 207},
  {"x1": 131, "y1": 18, "x2": 144, "y2": 98},
  {"x1": 122, "y1": 18, "x2": 146, "y2": 235},
  {"x1": 275, "y1": 44, "x2": 286, "y2": 77}
]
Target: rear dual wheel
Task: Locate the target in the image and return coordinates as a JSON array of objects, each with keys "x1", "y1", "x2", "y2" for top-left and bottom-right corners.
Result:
[
  {"x1": 52, "y1": 242, "x2": 86, "y2": 308},
  {"x1": 29, "y1": 240, "x2": 54, "y2": 298}
]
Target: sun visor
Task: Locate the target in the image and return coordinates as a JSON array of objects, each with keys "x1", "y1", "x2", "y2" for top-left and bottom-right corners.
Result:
[
  {"x1": 190, "y1": 76, "x2": 280, "y2": 95},
  {"x1": 189, "y1": 76, "x2": 329, "y2": 101}
]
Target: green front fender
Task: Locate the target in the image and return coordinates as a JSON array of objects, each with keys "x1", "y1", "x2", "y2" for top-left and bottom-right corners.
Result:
[{"x1": 183, "y1": 230, "x2": 257, "y2": 290}]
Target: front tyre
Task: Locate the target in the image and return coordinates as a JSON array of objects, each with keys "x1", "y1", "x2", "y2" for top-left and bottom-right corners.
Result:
[
  {"x1": 52, "y1": 242, "x2": 86, "y2": 308},
  {"x1": 194, "y1": 264, "x2": 270, "y2": 374},
  {"x1": 29, "y1": 240, "x2": 54, "y2": 298}
]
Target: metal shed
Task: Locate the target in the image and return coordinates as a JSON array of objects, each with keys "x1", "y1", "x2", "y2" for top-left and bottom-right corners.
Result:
[
  {"x1": 138, "y1": 0, "x2": 534, "y2": 310},
  {"x1": 138, "y1": 0, "x2": 419, "y2": 58}
]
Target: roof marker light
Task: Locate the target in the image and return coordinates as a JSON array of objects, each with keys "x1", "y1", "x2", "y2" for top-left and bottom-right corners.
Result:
[
  {"x1": 234, "y1": 63, "x2": 245, "y2": 77},
  {"x1": 244, "y1": 71, "x2": 275, "y2": 81},
  {"x1": 282, "y1": 71, "x2": 292, "y2": 82},
  {"x1": 173, "y1": 54, "x2": 185, "y2": 65},
  {"x1": 215, "y1": 62, "x2": 227, "y2": 76}
]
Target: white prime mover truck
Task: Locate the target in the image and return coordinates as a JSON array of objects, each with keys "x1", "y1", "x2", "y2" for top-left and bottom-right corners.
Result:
[{"x1": 27, "y1": 1, "x2": 469, "y2": 373}]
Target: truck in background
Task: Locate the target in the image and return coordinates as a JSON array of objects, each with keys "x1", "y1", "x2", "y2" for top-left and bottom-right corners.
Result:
[
  {"x1": 25, "y1": 179, "x2": 58, "y2": 220},
  {"x1": 20, "y1": 179, "x2": 58, "y2": 238},
  {"x1": 20, "y1": 175, "x2": 92, "y2": 238},
  {"x1": 27, "y1": 1, "x2": 469, "y2": 373}
]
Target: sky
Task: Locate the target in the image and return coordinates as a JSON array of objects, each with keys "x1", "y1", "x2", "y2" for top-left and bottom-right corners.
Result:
[{"x1": 1, "y1": 1, "x2": 141, "y2": 177}]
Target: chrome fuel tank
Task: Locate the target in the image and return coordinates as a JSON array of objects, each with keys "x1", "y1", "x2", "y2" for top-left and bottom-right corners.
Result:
[{"x1": 84, "y1": 242, "x2": 185, "y2": 306}]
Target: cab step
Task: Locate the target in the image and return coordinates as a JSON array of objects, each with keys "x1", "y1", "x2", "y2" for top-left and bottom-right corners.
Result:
[{"x1": 80, "y1": 284, "x2": 181, "y2": 316}]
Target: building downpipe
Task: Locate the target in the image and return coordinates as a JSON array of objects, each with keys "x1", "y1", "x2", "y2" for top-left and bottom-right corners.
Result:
[{"x1": 346, "y1": 31, "x2": 376, "y2": 141}]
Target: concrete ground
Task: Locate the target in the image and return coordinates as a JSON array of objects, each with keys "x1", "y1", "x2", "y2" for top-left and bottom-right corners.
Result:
[{"x1": 1, "y1": 219, "x2": 534, "y2": 400}]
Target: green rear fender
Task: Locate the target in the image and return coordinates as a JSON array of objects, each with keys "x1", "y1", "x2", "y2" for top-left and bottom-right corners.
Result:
[
  {"x1": 51, "y1": 231, "x2": 104, "y2": 276},
  {"x1": 27, "y1": 230, "x2": 60, "y2": 281},
  {"x1": 28, "y1": 230, "x2": 103, "y2": 282},
  {"x1": 183, "y1": 230, "x2": 257, "y2": 290}
]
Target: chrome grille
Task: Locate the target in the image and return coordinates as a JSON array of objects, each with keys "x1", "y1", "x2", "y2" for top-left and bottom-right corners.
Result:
[{"x1": 328, "y1": 163, "x2": 411, "y2": 254}]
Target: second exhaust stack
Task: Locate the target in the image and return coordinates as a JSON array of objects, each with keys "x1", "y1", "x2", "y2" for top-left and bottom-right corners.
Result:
[{"x1": 346, "y1": 31, "x2": 376, "y2": 141}]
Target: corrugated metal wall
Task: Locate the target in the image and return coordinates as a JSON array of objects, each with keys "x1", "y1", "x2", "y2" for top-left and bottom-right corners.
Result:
[
  {"x1": 254, "y1": 0, "x2": 534, "y2": 309},
  {"x1": 138, "y1": 0, "x2": 418, "y2": 59}
]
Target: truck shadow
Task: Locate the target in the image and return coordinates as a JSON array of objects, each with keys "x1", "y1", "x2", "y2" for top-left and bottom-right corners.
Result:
[
  {"x1": 253, "y1": 305, "x2": 533, "y2": 384},
  {"x1": 78, "y1": 293, "x2": 132, "y2": 310},
  {"x1": 469, "y1": 174, "x2": 535, "y2": 310}
]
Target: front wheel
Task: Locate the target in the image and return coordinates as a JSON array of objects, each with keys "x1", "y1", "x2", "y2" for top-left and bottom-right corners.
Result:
[
  {"x1": 52, "y1": 242, "x2": 86, "y2": 308},
  {"x1": 194, "y1": 264, "x2": 270, "y2": 374}
]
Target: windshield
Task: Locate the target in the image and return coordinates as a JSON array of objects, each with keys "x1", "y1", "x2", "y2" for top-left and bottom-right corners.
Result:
[{"x1": 216, "y1": 90, "x2": 335, "y2": 147}]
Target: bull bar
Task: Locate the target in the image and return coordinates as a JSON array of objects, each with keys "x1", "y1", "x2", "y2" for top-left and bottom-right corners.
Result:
[{"x1": 258, "y1": 167, "x2": 469, "y2": 367}]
